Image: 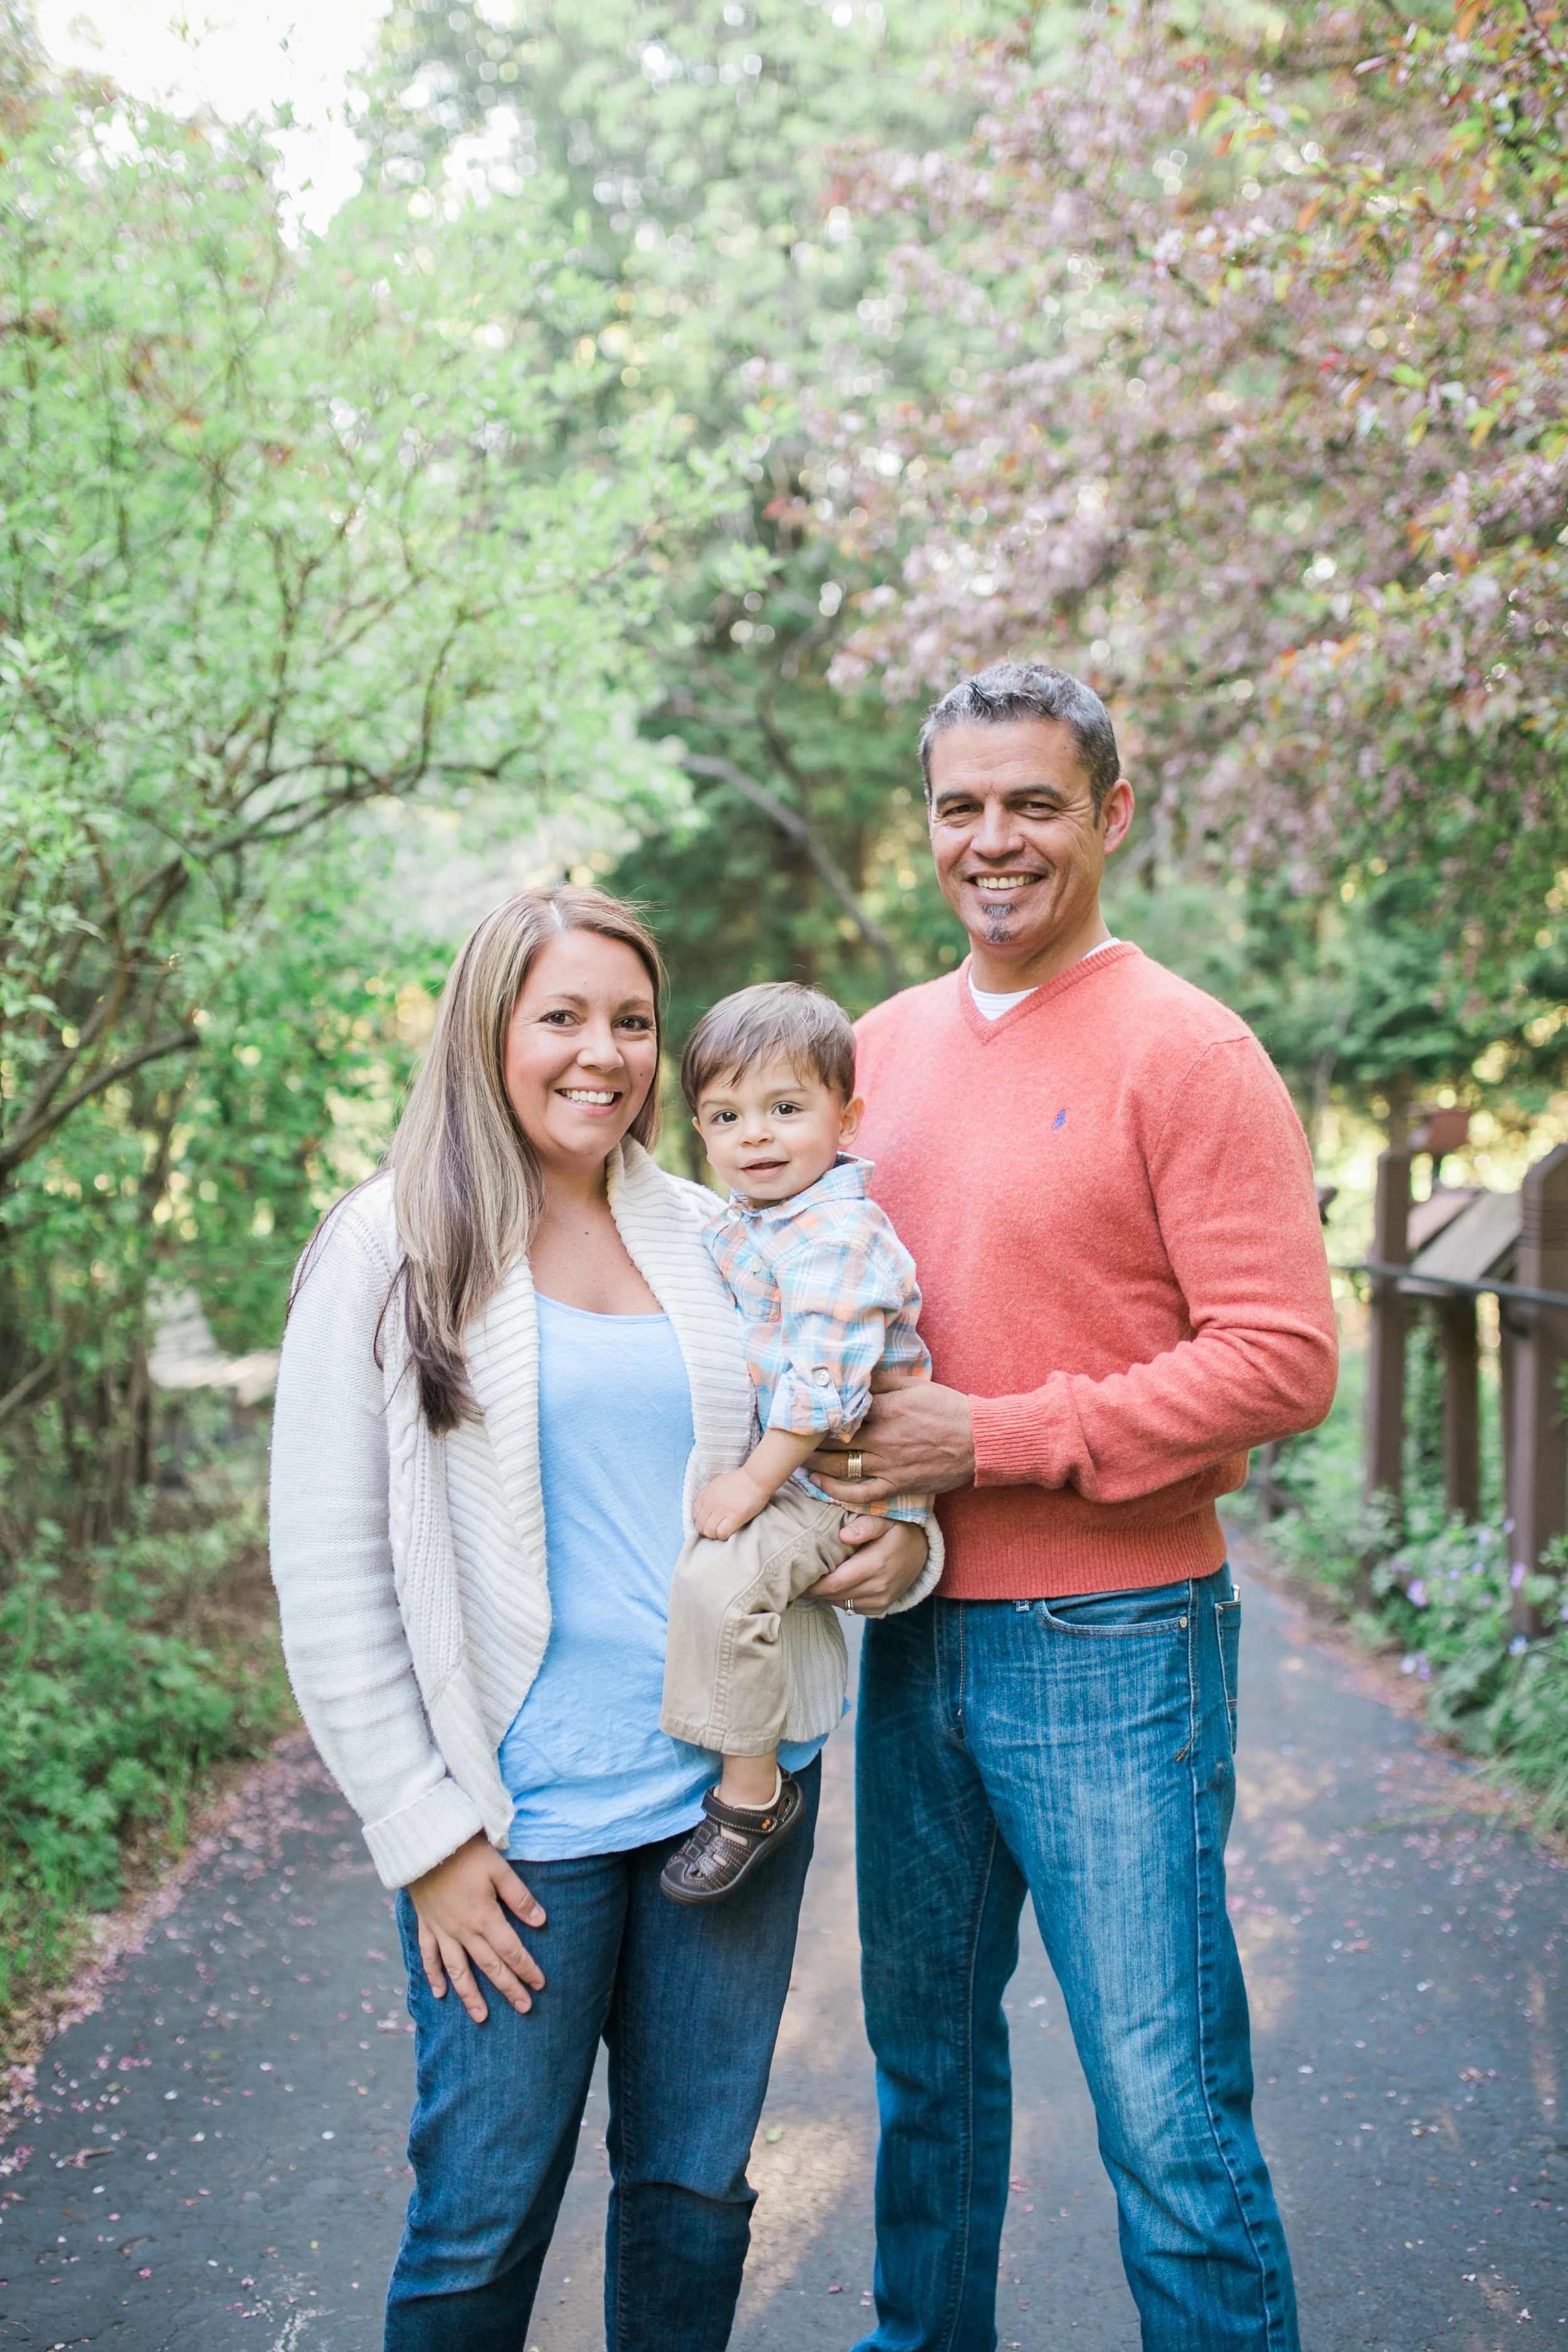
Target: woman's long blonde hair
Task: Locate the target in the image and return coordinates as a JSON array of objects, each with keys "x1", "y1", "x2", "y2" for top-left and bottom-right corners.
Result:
[{"x1": 386, "y1": 885, "x2": 664, "y2": 1432}]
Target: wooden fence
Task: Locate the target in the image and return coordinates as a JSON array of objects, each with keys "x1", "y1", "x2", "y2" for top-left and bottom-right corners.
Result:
[{"x1": 1359, "y1": 1135, "x2": 1568, "y2": 1632}]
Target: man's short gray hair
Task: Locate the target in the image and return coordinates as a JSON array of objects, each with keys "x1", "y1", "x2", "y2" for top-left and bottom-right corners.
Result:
[{"x1": 918, "y1": 662, "x2": 1121, "y2": 815}]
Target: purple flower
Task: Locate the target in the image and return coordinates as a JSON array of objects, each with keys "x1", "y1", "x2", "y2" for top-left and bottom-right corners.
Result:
[
  {"x1": 1407, "y1": 1579, "x2": 1427, "y2": 1609},
  {"x1": 1509, "y1": 1633, "x2": 1529, "y2": 1658},
  {"x1": 1510, "y1": 1562, "x2": 1527, "y2": 1591}
]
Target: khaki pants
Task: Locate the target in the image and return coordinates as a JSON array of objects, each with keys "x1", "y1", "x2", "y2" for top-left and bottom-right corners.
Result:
[{"x1": 660, "y1": 1483, "x2": 849, "y2": 1756}]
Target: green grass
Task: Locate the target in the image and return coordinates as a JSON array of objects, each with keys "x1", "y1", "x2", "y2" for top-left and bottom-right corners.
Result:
[
  {"x1": 1245, "y1": 1347, "x2": 1568, "y2": 1833},
  {"x1": 0, "y1": 1491, "x2": 293, "y2": 2044}
]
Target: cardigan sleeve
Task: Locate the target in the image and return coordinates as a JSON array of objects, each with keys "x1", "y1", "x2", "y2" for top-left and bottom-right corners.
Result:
[
  {"x1": 969, "y1": 1037, "x2": 1338, "y2": 1503},
  {"x1": 885, "y1": 1510, "x2": 943, "y2": 1610},
  {"x1": 268, "y1": 1202, "x2": 486, "y2": 1887}
]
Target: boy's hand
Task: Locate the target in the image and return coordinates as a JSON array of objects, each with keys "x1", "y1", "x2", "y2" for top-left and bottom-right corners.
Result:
[{"x1": 694, "y1": 1468, "x2": 770, "y2": 1541}]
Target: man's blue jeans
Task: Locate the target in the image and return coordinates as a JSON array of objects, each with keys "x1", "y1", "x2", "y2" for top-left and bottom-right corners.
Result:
[
  {"x1": 854, "y1": 1571, "x2": 1298, "y2": 2352},
  {"x1": 383, "y1": 1757, "x2": 819, "y2": 2351}
]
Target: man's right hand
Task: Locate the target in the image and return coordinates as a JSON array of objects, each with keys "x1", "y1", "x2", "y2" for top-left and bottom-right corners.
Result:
[
  {"x1": 808, "y1": 1377, "x2": 977, "y2": 1504},
  {"x1": 407, "y1": 1835, "x2": 546, "y2": 2023}
]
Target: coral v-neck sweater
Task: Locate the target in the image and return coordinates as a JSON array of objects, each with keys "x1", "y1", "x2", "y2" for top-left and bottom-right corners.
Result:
[{"x1": 853, "y1": 944, "x2": 1337, "y2": 1597}]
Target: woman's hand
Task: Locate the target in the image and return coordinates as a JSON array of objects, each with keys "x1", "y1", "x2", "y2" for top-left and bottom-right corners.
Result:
[
  {"x1": 407, "y1": 1836, "x2": 547, "y2": 2024},
  {"x1": 810, "y1": 1515, "x2": 930, "y2": 1619}
]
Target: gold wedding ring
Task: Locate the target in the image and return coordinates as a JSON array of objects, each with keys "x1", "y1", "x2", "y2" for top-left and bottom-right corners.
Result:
[{"x1": 846, "y1": 1450, "x2": 865, "y2": 1483}]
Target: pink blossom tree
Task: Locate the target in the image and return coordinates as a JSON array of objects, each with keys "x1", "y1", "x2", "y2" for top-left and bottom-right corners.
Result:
[{"x1": 812, "y1": 2, "x2": 1568, "y2": 957}]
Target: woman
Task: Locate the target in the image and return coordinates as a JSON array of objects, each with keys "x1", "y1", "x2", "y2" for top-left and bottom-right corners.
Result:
[{"x1": 268, "y1": 886, "x2": 936, "y2": 2351}]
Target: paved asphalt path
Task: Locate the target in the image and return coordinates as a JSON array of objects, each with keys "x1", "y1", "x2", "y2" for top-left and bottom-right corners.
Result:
[{"x1": 2, "y1": 1538, "x2": 1564, "y2": 2349}]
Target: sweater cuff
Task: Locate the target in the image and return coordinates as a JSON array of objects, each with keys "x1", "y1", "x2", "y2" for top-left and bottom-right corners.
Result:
[
  {"x1": 363, "y1": 1776, "x2": 489, "y2": 1892},
  {"x1": 970, "y1": 1385, "x2": 1074, "y2": 1491}
]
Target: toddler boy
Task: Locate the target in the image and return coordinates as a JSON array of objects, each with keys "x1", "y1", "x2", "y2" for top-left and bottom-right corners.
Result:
[{"x1": 659, "y1": 982, "x2": 931, "y2": 1905}]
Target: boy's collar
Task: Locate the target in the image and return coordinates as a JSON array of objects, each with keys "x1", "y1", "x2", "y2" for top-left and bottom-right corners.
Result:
[{"x1": 718, "y1": 1152, "x2": 872, "y2": 1222}]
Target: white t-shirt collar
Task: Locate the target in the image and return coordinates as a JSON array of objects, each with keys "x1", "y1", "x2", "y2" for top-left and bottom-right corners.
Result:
[{"x1": 968, "y1": 938, "x2": 1121, "y2": 1021}]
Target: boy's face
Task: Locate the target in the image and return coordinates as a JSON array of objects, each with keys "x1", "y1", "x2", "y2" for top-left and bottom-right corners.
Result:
[{"x1": 694, "y1": 1056, "x2": 862, "y2": 1206}]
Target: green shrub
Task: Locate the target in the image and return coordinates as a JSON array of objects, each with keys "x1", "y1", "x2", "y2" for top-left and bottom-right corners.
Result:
[
  {"x1": 1253, "y1": 1348, "x2": 1568, "y2": 1831},
  {"x1": 0, "y1": 1506, "x2": 291, "y2": 2026},
  {"x1": 1254, "y1": 1349, "x2": 1392, "y2": 1612},
  {"x1": 1363, "y1": 1529, "x2": 1568, "y2": 1829}
]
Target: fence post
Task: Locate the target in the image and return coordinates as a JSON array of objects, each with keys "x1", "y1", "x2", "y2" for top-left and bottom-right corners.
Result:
[
  {"x1": 1361, "y1": 1147, "x2": 1413, "y2": 1604},
  {"x1": 1439, "y1": 1295, "x2": 1481, "y2": 1523},
  {"x1": 1507, "y1": 1142, "x2": 1568, "y2": 1634}
]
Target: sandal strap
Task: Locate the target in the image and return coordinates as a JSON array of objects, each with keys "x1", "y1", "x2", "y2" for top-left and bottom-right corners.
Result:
[
  {"x1": 677, "y1": 1816, "x2": 751, "y2": 1892},
  {"x1": 701, "y1": 1777, "x2": 793, "y2": 1838}
]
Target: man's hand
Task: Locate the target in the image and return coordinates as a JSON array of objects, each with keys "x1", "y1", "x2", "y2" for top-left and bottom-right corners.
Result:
[
  {"x1": 406, "y1": 1835, "x2": 546, "y2": 2024},
  {"x1": 811, "y1": 1514, "x2": 930, "y2": 1618},
  {"x1": 693, "y1": 1467, "x2": 771, "y2": 1540},
  {"x1": 808, "y1": 1378, "x2": 976, "y2": 1505}
]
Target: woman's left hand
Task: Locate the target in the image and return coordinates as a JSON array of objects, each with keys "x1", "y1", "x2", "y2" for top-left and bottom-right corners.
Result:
[{"x1": 810, "y1": 1515, "x2": 930, "y2": 1619}]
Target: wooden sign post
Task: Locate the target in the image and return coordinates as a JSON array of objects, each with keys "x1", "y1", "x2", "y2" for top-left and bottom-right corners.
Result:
[
  {"x1": 1507, "y1": 1143, "x2": 1568, "y2": 1635},
  {"x1": 1438, "y1": 1293, "x2": 1481, "y2": 1524},
  {"x1": 1362, "y1": 1147, "x2": 1413, "y2": 1602}
]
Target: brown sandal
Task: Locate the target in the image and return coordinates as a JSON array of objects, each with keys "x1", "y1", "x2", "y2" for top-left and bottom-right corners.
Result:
[{"x1": 659, "y1": 1774, "x2": 805, "y2": 1905}]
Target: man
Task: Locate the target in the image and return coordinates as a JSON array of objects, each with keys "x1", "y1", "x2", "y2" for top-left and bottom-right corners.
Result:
[{"x1": 810, "y1": 662, "x2": 1337, "y2": 2352}]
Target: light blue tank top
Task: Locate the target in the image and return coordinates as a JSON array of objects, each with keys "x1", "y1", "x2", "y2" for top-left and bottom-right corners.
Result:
[{"x1": 498, "y1": 1293, "x2": 825, "y2": 1860}]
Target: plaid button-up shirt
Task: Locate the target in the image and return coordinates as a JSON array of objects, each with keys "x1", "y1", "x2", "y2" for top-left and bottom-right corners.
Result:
[{"x1": 704, "y1": 1155, "x2": 931, "y2": 1523}]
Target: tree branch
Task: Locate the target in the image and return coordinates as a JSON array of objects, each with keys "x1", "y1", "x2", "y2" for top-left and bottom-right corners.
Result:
[
  {"x1": 8, "y1": 859, "x2": 190, "y2": 1146},
  {"x1": 0, "y1": 1026, "x2": 201, "y2": 1177},
  {"x1": 679, "y1": 752, "x2": 901, "y2": 993},
  {"x1": 0, "y1": 1340, "x2": 72, "y2": 1429}
]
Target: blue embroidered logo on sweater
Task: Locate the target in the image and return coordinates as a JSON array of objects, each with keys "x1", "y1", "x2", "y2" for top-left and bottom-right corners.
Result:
[{"x1": 1053, "y1": 1108, "x2": 1067, "y2": 1130}]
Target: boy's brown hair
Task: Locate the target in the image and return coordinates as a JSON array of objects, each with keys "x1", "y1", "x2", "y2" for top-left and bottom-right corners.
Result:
[{"x1": 681, "y1": 982, "x2": 857, "y2": 1112}]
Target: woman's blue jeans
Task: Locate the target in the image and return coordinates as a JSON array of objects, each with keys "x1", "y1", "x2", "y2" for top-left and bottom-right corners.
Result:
[
  {"x1": 383, "y1": 1757, "x2": 819, "y2": 2351},
  {"x1": 854, "y1": 1571, "x2": 1298, "y2": 2352}
]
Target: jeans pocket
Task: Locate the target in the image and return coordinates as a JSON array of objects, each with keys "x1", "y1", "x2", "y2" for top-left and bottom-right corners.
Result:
[
  {"x1": 1214, "y1": 1597, "x2": 1241, "y2": 1752},
  {"x1": 1034, "y1": 1580, "x2": 1191, "y2": 1638}
]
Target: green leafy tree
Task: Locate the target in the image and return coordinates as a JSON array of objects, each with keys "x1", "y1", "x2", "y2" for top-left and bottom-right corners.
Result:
[
  {"x1": 358, "y1": 0, "x2": 1008, "y2": 1031},
  {"x1": 1109, "y1": 866, "x2": 1568, "y2": 1148},
  {"x1": 0, "y1": 29, "x2": 727, "y2": 1534},
  {"x1": 169, "y1": 844, "x2": 453, "y2": 1358}
]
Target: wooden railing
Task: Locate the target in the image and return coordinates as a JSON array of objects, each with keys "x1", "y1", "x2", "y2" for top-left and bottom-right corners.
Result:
[{"x1": 1355, "y1": 1142, "x2": 1568, "y2": 1633}]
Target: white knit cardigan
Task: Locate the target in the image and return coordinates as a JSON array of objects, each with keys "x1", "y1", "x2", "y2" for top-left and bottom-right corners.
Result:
[{"x1": 268, "y1": 1139, "x2": 942, "y2": 1890}]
